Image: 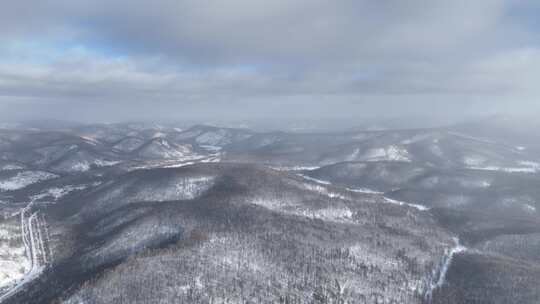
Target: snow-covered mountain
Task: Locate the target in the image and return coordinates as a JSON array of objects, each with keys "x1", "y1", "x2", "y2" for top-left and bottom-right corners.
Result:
[{"x1": 0, "y1": 120, "x2": 538, "y2": 304}]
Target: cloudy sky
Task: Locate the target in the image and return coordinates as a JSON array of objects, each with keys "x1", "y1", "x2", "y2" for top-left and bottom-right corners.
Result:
[{"x1": 0, "y1": 0, "x2": 539, "y2": 123}]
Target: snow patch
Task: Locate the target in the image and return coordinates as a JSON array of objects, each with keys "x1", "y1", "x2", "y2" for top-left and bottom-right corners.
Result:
[
  {"x1": 250, "y1": 198, "x2": 354, "y2": 223},
  {"x1": 129, "y1": 176, "x2": 216, "y2": 202},
  {"x1": 425, "y1": 238, "x2": 467, "y2": 301},
  {"x1": 270, "y1": 165, "x2": 321, "y2": 171},
  {"x1": 129, "y1": 154, "x2": 220, "y2": 171},
  {"x1": 199, "y1": 145, "x2": 222, "y2": 152},
  {"x1": 139, "y1": 139, "x2": 197, "y2": 160},
  {"x1": 308, "y1": 206, "x2": 354, "y2": 222},
  {"x1": 448, "y1": 131, "x2": 496, "y2": 144},
  {"x1": 72, "y1": 162, "x2": 91, "y2": 172},
  {"x1": 0, "y1": 208, "x2": 52, "y2": 300},
  {"x1": 519, "y1": 161, "x2": 540, "y2": 171},
  {"x1": 0, "y1": 164, "x2": 24, "y2": 171},
  {"x1": 0, "y1": 225, "x2": 30, "y2": 289},
  {"x1": 463, "y1": 155, "x2": 487, "y2": 167},
  {"x1": 94, "y1": 159, "x2": 121, "y2": 167},
  {"x1": 345, "y1": 187, "x2": 383, "y2": 194},
  {"x1": 297, "y1": 174, "x2": 332, "y2": 185},
  {"x1": 152, "y1": 132, "x2": 167, "y2": 139},
  {"x1": 523, "y1": 204, "x2": 537, "y2": 213},
  {"x1": 302, "y1": 183, "x2": 347, "y2": 200},
  {"x1": 92, "y1": 220, "x2": 181, "y2": 260},
  {"x1": 500, "y1": 197, "x2": 538, "y2": 214},
  {"x1": 401, "y1": 133, "x2": 432, "y2": 145},
  {"x1": 31, "y1": 183, "x2": 99, "y2": 201},
  {"x1": 469, "y1": 161, "x2": 540, "y2": 173},
  {"x1": 363, "y1": 146, "x2": 411, "y2": 162},
  {"x1": 298, "y1": 174, "x2": 427, "y2": 210},
  {"x1": 195, "y1": 130, "x2": 230, "y2": 146},
  {"x1": 0, "y1": 171, "x2": 57, "y2": 192},
  {"x1": 80, "y1": 136, "x2": 99, "y2": 145},
  {"x1": 383, "y1": 197, "x2": 430, "y2": 211}
]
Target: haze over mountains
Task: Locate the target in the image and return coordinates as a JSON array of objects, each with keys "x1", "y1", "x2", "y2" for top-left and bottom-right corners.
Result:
[
  {"x1": 2, "y1": 1, "x2": 540, "y2": 303},
  {"x1": 0, "y1": 117, "x2": 538, "y2": 304}
]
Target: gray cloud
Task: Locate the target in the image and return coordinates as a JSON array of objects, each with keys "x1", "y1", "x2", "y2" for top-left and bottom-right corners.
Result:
[{"x1": 0, "y1": 0, "x2": 539, "y2": 123}]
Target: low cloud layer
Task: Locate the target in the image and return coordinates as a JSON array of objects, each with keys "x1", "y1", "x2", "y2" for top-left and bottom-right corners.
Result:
[{"x1": 1, "y1": 1, "x2": 539, "y2": 123}]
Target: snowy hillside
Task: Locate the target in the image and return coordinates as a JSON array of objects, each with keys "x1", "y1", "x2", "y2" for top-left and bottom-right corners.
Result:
[{"x1": 0, "y1": 121, "x2": 539, "y2": 304}]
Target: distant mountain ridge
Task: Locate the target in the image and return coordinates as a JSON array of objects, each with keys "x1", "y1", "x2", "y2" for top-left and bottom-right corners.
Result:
[{"x1": 0, "y1": 119, "x2": 538, "y2": 303}]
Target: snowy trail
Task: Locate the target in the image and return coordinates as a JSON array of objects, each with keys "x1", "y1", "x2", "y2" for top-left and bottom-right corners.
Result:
[
  {"x1": 297, "y1": 174, "x2": 429, "y2": 211},
  {"x1": 129, "y1": 153, "x2": 221, "y2": 170},
  {"x1": 381, "y1": 197, "x2": 430, "y2": 211},
  {"x1": 0, "y1": 205, "x2": 51, "y2": 302},
  {"x1": 425, "y1": 237, "x2": 467, "y2": 301}
]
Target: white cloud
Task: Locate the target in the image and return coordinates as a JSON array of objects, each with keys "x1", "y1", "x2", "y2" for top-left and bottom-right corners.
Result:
[{"x1": 0, "y1": 1, "x2": 539, "y2": 121}]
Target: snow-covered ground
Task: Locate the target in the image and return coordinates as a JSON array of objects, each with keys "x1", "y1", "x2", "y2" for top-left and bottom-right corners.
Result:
[
  {"x1": 297, "y1": 174, "x2": 429, "y2": 211},
  {"x1": 469, "y1": 161, "x2": 540, "y2": 173},
  {"x1": 89, "y1": 218, "x2": 182, "y2": 262},
  {"x1": 138, "y1": 139, "x2": 196, "y2": 160},
  {"x1": 152, "y1": 132, "x2": 167, "y2": 139},
  {"x1": 92, "y1": 175, "x2": 217, "y2": 210},
  {"x1": 383, "y1": 197, "x2": 430, "y2": 211},
  {"x1": 79, "y1": 136, "x2": 100, "y2": 146},
  {"x1": 162, "y1": 154, "x2": 221, "y2": 169},
  {"x1": 447, "y1": 131, "x2": 496, "y2": 145},
  {"x1": 463, "y1": 155, "x2": 488, "y2": 167},
  {"x1": 130, "y1": 154, "x2": 221, "y2": 171},
  {"x1": 52, "y1": 153, "x2": 121, "y2": 173},
  {"x1": 297, "y1": 174, "x2": 332, "y2": 185},
  {"x1": 166, "y1": 176, "x2": 217, "y2": 201},
  {"x1": 0, "y1": 164, "x2": 25, "y2": 171},
  {"x1": 0, "y1": 207, "x2": 51, "y2": 300},
  {"x1": 250, "y1": 198, "x2": 354, "y2": 224},
  {"x1": 362, "y1": 146, "x2": 411, "y2": 162},
  {"x1": 499, "y1": 197, "x2": 538, "y2": 214},
  {"x1": 301, "y1": 182, "x2": 348, "y2": 200},
  {"x1": 401, "y1": 133, "x2": 433, "y2": 145},
  {"x1": 199, "y1": 145, "x2": 222, "y2": 152},
  {"x1": 0, "y1": 171, "x2": 58, "y2": 192},
  {"x1": 425, "y1": 237, "x2": 467, "y2": 300},
  {"x1": 0, "y1": 225, "x2": 30, "y2": 289},
  {"x1": 270, "y1": 165, "x2": 321, "y2": 171},
  {"x1": 345, "y1": 187, "x2": 384, "y2": 194},
  {"x1": 523, "y1": 204, "x2": 537, "y2": 213},
  {"x1": 195, "y1": 130, "x2": 231, "y2": 146},
  {"x1": 30, "y1": 183, "x2": 101, "y2": 202}
]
